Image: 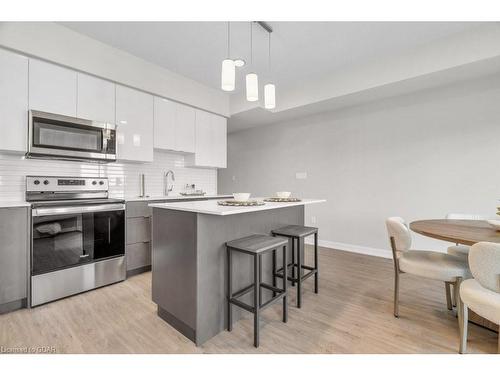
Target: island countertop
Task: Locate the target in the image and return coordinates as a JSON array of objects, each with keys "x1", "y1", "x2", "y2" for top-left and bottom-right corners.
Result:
[{"x1": 149, "y1": 198, "x2": 326, "y2": 215}]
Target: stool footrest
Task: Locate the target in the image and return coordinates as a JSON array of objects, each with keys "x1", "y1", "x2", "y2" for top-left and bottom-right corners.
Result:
[
  {"x1": 260, "y1": 282, "x2": 283, "y2": 294},
  {"x1": 260, "y1": 291, "x2": 286, "y2": 310},
  {"x1": 229, "y1": 298, "x2": 255, "y2": 313},
  {"x1": 274, "y1": 267, "x2": 317, "y2": 283},
  {"x1": 232, "y1": 284, "x2": 254, "y2": 299},
  {"x1": 229, "y1": 282, "x2": 287, "y2": 313}
]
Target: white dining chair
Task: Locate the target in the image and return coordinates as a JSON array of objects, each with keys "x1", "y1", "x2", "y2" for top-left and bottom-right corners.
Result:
[
  {"x1": 444, "y1": 213, "x2": 488, "y2": 308},
  {"x1": 458, "y1": 242, "x2": 500, "y2": 354},
  {"x1": 446, "y1": 213, "x2": 488, "y2": 259},
  {"x1": 385, "y1": 217, "x2": 471, "y2": 319}
]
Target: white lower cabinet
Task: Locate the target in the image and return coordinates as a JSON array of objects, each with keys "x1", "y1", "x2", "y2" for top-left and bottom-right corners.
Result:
[
  {"x1": 0, "y1": 49, "x2": 28, "y2": 153},
  {"x1": 154, "y1": 97, "x2": 195, "y2": 153},
  {"x1": 115, "y1": 85, "x2": 154, "y2": 162},
  {"x1": 186, "y1": 110, "x2": 227, "y2": 168}
]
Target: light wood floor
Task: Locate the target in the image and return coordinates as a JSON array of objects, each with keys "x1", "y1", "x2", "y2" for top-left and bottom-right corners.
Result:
[{"x1": 0, "y1": 247, "x2": 498, "y2": 354}]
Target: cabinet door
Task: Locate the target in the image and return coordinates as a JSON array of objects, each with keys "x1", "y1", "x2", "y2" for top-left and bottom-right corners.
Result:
[
  {"x1": 154, "y1": 97, "x2": 176, "y2": 151},
  {"x1": 0, "y1": 49, "x2": 28, "y2": 153},
  {"x1": 0, "y1": 207, "x2": 28, "y2": 308},
  {"x1": 116, "y1": 85, "x2": 154, "y2": 162},
  {"x1": 77, "y1": 73, "x2": 115, "y2": 123},
  {"x1": 194, "y1": 109, "x2": 213, "y2": 166},
  {"x1": 175, "y1": 103, "x2": 196, "y2": 153},
  {"x1": 29, "y1": 59, "x2": 77, "y2": 117},
  {"x1": 211, "y1": 114, "x2": 227, "y2": 168}
]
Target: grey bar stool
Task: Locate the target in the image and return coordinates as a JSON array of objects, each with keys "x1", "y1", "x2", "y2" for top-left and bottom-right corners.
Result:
[
  {"x1": 271, "y1": 225, "x2": 318, "y2": 308},
  {"x1": 226, "y1": 234, "x2": 288, "y2": 348}
]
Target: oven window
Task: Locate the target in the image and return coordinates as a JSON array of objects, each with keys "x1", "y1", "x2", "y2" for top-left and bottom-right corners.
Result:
[
  {"x1": 32, "y1": 210, "x2": 125, "y2": 275},
  {"x1": 33, "y1": 119, "x2": 103, "y2": 153}
]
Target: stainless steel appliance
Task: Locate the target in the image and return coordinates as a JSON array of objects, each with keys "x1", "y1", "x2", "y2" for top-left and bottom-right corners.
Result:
[
  {"x1": 27, "y1": 110, "x2": 116, "y2": 162},
  {"x1": 26, "y1": 176, "x2": 125, "y2": 306}
]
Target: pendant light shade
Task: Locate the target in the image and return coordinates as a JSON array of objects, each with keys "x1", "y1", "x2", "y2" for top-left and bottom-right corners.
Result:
[
  {"x1": 246, "y1": 73, "x2": 259, "y2": 102},
  {"x1": 264, "y1": 83, "x2": 276, "y2": 109},
  {"x1": 221, "y1": 59, "x2": 235, "y2": 91}
]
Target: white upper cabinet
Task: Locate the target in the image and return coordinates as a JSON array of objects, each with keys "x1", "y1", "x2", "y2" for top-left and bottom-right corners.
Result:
[
  {"x1": 77, "y1": 73, "x2": 115, "y2": 123},
  {"x1": 212, "y1": 114, "x2": 227, "y2": 168},
  {"x1": 29, "y1": 59, "x2": 77, "y2": 117},
  {"x1": 0, "y1": 49, "x2": 28, "y2": 153},
  {"x1": 186, "y1": 110, "x2": 227, "y2": 168},
  {"x1": 115, "y1": 85, "x2": 154, "y2": 162},
  {"x1": 154, "y1": 97, "x2": 195, "y2": 153},
  {"x1": 154, "y1": 97, "x2": 176, "y2": 151},
  {"x1": 175, "y1": 103, "x2": 196, "y2": 153}
]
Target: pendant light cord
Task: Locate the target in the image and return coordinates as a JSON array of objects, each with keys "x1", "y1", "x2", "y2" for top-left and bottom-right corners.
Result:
[
  {"x1": 250, "y1": 22, "x2": 253, "y2": 66},
  {"x1": 227, "y1": 21, "x2": 231, "y2": 58},
  {"x1": 268, "y1": 31, "x2": 271, "y2": 74}
]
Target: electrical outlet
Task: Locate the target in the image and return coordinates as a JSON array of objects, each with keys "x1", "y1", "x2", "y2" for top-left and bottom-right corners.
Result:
[
  {"x1": 296, "y1": 172, "x2": 307, "y2": 179},
  {"x1": 232, "y1": 175, "x2": 236, "y2": 182}
]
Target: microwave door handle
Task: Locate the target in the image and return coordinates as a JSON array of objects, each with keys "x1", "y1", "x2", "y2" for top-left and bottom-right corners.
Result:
[{"x1": 102, "y1": 131, "x2": 108, "y2": 153}]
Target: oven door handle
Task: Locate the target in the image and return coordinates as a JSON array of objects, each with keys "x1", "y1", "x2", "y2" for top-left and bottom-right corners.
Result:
[{"x1": 32, "y1": 203, "x2": 125, "y2": 217}]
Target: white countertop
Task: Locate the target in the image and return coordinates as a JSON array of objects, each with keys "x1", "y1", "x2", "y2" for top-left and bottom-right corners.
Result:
[
  {"x1": 149, "y1": 198, "x2": 326, "y2": 216},
  {"x1": 0, "y1": 201, "x2": 31, "y2": 208},
  {"x1": 124, "y1": 194, "x2": 232, "y2": 202},
  {"x1": 0, "y1": 195, "x2": 233, "y2": 208}
]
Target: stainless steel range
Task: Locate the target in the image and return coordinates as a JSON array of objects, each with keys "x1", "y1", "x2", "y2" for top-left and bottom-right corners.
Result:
[{"x1": 26, "y1": 176, "x2": 125, "y2": 307}]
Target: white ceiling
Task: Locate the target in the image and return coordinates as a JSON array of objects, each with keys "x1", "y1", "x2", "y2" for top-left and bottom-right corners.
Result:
[{"x1": 61, "y1": 22, "x2": 482, "y2": 95}]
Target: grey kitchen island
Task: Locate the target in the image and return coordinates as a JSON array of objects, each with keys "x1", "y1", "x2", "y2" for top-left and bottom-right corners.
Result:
[{"x1": 149, "y1": 198, "x2": 325, "y2": 345}]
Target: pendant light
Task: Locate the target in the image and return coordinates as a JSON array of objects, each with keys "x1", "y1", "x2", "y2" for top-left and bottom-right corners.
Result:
[
  {"x1": 221, "y1": 22, "x2": 235, "y2": 92},
  {"x1": 264, "y1": 31, "x2": 276, "y2": 109},
  {"x1": 246, "y1": 22, "x2": 259, "y2": 102}
]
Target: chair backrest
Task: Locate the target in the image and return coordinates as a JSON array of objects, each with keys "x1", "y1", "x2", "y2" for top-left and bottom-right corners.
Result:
[
  {"x1": 385, "y1": 217, "x2": 412, "y2": 253},
  {"x1": 446, "y1": 213, "x2": 488, "y2": 220},
  {"x1": 469, "y1": 242, "x2": 500, "y2": 293}
]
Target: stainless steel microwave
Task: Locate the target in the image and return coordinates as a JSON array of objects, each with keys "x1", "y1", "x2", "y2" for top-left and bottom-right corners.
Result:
[{"x1": 27, "y1": 110, "x2": 116, "y2": 162}]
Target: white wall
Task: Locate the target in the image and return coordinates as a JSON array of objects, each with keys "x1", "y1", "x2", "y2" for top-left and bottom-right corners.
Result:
[
  {"x1": 219, "y1": 74, "x2": 500, "y2": 257},
  {"x1": 0, "y1": 22, "x2": 229, "y2": 117}
]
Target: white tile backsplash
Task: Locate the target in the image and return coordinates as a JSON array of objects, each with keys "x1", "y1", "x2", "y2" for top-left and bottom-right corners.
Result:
[{"x1": 0, "y1": 150, "x2": 217, "y2": 201}]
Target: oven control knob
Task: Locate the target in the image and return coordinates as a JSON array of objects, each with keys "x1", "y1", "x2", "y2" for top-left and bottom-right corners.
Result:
[
  {"x1": 33, "y1": 180, "x2": 40, "y2": 185},
  {"x1": 43, "y1": 180, "x2": 49, "y2": 185},
  {"x1": 92, "y1": 181, "x2": 97, "y2": 185},
  {"x1": 99, "y1": 181, "x2": 105, "y2": 185}
]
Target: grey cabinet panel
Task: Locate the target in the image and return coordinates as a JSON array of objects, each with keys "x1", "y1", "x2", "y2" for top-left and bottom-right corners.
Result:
[
  {"x1": 126, "y1": 202, "x2": 152, "y2": 218},
  {"x1": 126, "y1": 242, "x2": 151, "y2": 271},
  {"x1": 0, "y1": 207, "x2": 28, "y2": 308},
  {"x1": 126, "y1": 217, "x2": 151, "y2": 244}
]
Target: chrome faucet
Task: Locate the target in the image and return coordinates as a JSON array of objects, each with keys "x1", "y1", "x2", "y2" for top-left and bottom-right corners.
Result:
[{"x1": 164, "y1": 170, "x2": 175, "y2": 196}]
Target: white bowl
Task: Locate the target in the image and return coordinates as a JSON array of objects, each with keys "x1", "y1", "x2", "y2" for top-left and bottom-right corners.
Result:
[
  {"x1": 487, "y1": 220, "x2": 500, "y2": 231},
  {"x1": 233, "y1": 193, "x2": 251, "y2": 202},
  {"x1": 276, "y1": 191, "x2": 292, "y2": 199}
]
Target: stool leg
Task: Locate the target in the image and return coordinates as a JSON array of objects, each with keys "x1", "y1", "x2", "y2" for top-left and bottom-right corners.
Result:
[
  {"x1": 272, "y1": 249, "x2": 277, "y2": 297},
  {"x1": 314, "y1": 232, "x2": 319, "y2": 294},
  {"x1": 291, "y1": 238, "x2": 296, "y2": 287},
  {"x1": 258, "y1": 254, "x2": 263, "y2": 306},
  {"x1": 297, "y1": 237, "x2": 302, "y2": 308},
  {"x1": 282, "y1": 245, "x2": 288, "y2": 323},
  {"x1": 254, "y1": 254, "x2": 260, "y2": 348},
  {"x1": 227, "y1": 247, "x2": 232, "y2": 332}
]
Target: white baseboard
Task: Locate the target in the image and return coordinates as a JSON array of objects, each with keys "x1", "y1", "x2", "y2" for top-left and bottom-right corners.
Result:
[{"x1": 304, "y1": 238, "x2": 392, "y2": 259}]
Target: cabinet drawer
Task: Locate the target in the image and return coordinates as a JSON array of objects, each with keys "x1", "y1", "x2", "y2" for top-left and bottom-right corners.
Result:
[
  {"x1": 126, "y1": 217, "x2": 151, "y2": 244},
  {"x1": 126, "y1": 202, "x2": 151, "y2": 218},
  {"x1": 126, "y1": 242, "x2": 151, "y2": 271}
]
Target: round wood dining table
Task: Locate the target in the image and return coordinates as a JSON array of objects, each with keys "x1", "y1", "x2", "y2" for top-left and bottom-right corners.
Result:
[
  {"x1": 410, "y1": 219, "x2": 500, "y2": 246},
  {"x1": 410, "y1": 219, "x2": 500, "y2": 333}
]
